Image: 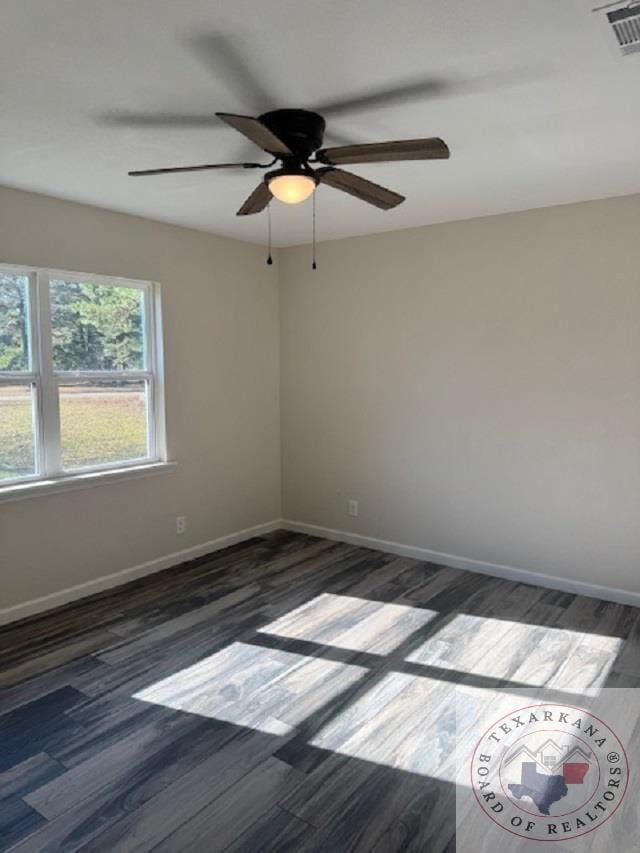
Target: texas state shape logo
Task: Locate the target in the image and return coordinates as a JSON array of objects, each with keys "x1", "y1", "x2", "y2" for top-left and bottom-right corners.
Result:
[{"x1": 505, "y1": 737, "x2": 591, "y2": 816}]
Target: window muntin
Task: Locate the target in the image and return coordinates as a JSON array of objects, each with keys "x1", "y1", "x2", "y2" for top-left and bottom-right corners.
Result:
[{"x1": 0, "y1": 265, "x2": 165, "y2": 486}]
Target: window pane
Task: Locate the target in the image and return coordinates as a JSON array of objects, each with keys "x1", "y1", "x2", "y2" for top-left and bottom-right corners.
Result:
[
  {"x1": 0, "y1": 274, "x2": 30, "y2": 371},
  {"x1": 50, "y1": 280, "x2": 145, "y2": 371},
  {"x1": 59, "y1": 381, "x2": 149, "y2": 470},
  {"x1": 0, "y1": 384, "x2": 36, "y2": 480}
]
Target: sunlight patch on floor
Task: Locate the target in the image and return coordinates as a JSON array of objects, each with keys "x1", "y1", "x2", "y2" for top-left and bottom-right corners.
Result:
[
  {"x1": 308, "y1": 673, "x2": 546, "y2": 784},
  {"x1": 406, "y1": 613, "x2": 621, "y2": 694},
  {"x1": 133, "y1": 641, "x2": 368, "y2": 735},
  {"x1": 258, "y1": 592, "x2": 438, "y2": 654}
]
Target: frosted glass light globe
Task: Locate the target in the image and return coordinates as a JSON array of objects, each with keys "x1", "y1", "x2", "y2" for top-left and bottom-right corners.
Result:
[{"x1": 268, "y1": 174, "x2": 316, "y2": 204}]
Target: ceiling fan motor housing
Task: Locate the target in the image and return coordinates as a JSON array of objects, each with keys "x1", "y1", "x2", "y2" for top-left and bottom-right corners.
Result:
[{"x1": 258, "y1": 109, "x2": 326, "y2": 159}]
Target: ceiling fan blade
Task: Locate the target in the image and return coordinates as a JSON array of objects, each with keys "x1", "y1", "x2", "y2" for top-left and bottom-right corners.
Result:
[
  {"x1": 237, "y1": 181, "x2": 272, "y2": 216},
  {"x1": 217, "y1": 113, "x2": 291, "y2": 156},
  {"x1": 313, "y1": 68, "x2": 538, "y2": 117},
  {"x1": 128, "y1": 162, "x2": 262, "y2": 176},
  {"x1": 102, "y1": 111, "x2": 222, "y2": 128},
  {"x1": 314, "y1": 78, "x2": 452, "y2": 117},
  {"x1": 317, "y1": 138, "x2": 450, "y2": 166},
  {"x1": 317, "y1": 168, "x2": 404, "y2": 210},
  {"x1": 185, "y1": 34, "x2": 274, "y2": 113}
]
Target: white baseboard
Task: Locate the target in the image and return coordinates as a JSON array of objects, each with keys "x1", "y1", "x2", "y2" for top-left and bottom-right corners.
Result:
[
  {"x1": 282, "y1": 519, "x2": 640, "y2": 609},
  {"x1": 4, "y1": 517, "x2": 638, "y2": 627},
  {"x1": 0, "y1": 519, "x2": 283, "y2": 627}
]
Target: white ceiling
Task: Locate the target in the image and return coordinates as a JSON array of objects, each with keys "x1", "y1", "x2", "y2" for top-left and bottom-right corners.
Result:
[{"x1": 2, "y1": 0, "x2": 639, "y2": 247}]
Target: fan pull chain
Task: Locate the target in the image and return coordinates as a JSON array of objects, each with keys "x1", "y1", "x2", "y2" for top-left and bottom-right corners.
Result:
[
  {"x1": 312, "y1": 190, "x2": 317, "y2": 270},
  {"x1": 266, "y1": 203, "x2": 273, "y2": 266}
]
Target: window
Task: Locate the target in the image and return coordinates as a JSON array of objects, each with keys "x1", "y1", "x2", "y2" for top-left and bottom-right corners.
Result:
[{"x1": 0, "y1": 265, "x2": 166, "y2": 488}]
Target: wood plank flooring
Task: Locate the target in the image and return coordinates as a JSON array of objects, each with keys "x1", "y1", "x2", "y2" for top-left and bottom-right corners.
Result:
[{"x1": 1, "y1": 530, "x2": 639, "y2": 851}]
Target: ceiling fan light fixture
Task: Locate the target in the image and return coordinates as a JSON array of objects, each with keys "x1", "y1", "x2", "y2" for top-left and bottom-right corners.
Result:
[{"x1": 268, "y1": 172, "x2": 316, "y2": 204}]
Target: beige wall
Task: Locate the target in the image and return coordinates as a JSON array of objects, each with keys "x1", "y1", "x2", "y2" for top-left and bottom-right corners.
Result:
[
  {"x1": 2, "y1": 186, "x2": 639, "y2": 615},
  {"x1": 0, "y1": 186, "x2": 280, "y2": 612},
  {"x1": 280, "y1": 194, "x2": 640, "y2": 593}
]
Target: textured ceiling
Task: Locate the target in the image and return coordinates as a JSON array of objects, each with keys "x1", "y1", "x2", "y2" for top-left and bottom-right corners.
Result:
[{"x1": 1, "y1": 0, "x2": 639, "y2": 246}]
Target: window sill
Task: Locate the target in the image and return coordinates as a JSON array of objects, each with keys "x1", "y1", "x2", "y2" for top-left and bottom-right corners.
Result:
[{"x1": 0, "y1": 461, "x2": 177, "y2": 504}]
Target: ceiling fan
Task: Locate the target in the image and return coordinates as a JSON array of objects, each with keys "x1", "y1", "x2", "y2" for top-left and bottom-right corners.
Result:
[{"x1": 128, "y1": 108, "x2": 450, "y2": 215}]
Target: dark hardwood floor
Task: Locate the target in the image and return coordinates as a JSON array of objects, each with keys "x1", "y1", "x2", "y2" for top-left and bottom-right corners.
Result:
[{"x1": 1, "y1": 530, "x2": 639, "y2": 851}]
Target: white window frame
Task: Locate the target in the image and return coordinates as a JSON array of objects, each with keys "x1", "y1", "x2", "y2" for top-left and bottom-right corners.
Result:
[{"x1": 0, "y1": 263, "x2": 168, "y2": 492}]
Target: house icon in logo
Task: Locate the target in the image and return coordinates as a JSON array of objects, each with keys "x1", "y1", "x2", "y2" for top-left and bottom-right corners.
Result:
[
  {"x1": 504, "y1": 741, "x2": 592, "y2": 776},
  {"x1": 537, "y1": 739, "x2": 569, "y2": 769}
]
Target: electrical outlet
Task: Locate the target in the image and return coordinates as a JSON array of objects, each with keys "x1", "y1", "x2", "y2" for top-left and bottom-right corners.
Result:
[
  {"x1": 348, "y1": 499, "x2": 359, "y2": 518},
  {"x1": 176, "y1": 515, "x2": 187, "y2": 535}
]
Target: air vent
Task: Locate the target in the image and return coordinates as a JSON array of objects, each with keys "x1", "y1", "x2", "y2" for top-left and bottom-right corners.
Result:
[{"x1": 607, "y1": 4, "x2": 640, "y2": 54}]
